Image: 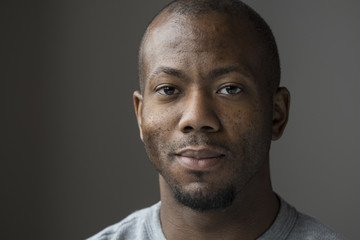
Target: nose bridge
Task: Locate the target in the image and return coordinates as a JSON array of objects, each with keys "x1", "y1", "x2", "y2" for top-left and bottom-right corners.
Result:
[{"x1": 178, "y1": 88, "x2": 220, "y2": 132}]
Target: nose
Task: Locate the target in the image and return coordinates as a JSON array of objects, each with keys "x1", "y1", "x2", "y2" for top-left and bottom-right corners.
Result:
[{"x1": 178, "y1": 90, "x2": 220, "y2": 133}]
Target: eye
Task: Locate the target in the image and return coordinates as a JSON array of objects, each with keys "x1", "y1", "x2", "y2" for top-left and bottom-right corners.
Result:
[
  {"x1": 156, "y1": 86, "x2": 180, "y2": 96},
  {"x1": 217, "y1": 85, "x2": 243, "y2": 95}
]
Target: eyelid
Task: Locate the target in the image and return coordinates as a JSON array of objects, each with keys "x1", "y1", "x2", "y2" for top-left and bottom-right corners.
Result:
[
  {"x1": 216, "y1": 83, "x2": 244, "y2": 94},
  {"x1": 155, "y1": 84, "x2": 181, "y2": 96},
  {"x1": 154, "y1": 84, "x2": 178, "y2": 91}
]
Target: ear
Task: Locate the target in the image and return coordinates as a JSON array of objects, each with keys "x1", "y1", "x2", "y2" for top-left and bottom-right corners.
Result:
[
  {"x1": 133, "y1": 90, "x2": 144, "y2": 141},
  {"x1": 272, "y1": 87, "x2": 290, "y2": 140}
]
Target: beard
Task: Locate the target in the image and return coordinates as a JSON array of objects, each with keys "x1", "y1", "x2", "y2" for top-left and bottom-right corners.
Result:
[
  {"x1": 170, "y1": 178, "x2": 236, "y2": 212},
  {"x1": 143, "y1": 130, "x2": 270, "y2": 213},
  {"x1": 143, "y1": 134, "x2": 242, "y2": 212}
]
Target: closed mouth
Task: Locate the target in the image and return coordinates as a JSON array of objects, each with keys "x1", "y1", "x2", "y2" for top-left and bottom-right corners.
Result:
[
  {"x1": 174, "y1": 146, "x2": 225, "y2": 170},
  {"x1": 175, "y1": 146, "x2": 225, "y2": 158}
]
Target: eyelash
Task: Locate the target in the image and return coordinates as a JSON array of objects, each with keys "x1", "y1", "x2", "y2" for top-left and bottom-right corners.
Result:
[
  {"x1": 217, "y1": 85, "x2": 243, "y2": 95},
  {"x1": 155, "y1": 84, "x2": 244, "y2": 96},
  {"x1": 156, "y1": 85, "x2": 181, "y2": 96}
]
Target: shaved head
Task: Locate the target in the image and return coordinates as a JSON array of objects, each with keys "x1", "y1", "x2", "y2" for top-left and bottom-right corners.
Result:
[
  {"x1": 138, "y1": 0, "x2": 281, "y2": 94},
  {"x1": 134, "y1": 0, "x2": 291, "y2": 216}
]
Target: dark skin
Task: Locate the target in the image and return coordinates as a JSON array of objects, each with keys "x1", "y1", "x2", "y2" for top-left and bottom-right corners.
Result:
[{"x1": 134, "y1": 11, "x2": 290, "y2": 240}]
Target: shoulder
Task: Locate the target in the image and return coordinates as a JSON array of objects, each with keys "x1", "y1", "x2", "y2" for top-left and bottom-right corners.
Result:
[
  {"x1": 87, "y1": 202, "x2": 163, "y2": 240},
  {"x1": 259, "y1": 196, "x2": 347, "y2": 240},
  {"x1": 288, "y1": 211, "x2": 347, "y2": 240}
]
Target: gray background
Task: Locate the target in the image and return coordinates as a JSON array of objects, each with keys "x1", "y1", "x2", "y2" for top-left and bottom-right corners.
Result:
[{"x1": 1, "y1": 0, "x2": 359, "y2": 239}]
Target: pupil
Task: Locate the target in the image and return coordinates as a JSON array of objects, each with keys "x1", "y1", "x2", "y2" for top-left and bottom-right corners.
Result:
[
  {"x1": 164, "y1": 87, "x2": 174, "y2": 95},
  {"x1": 227, "y1": 86, "x2": 237, "y2": 94}
]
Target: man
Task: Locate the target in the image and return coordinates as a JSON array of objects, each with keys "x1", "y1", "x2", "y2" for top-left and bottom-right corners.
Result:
[{"x1": 89, "y1": 0, "x2": 344, "y2": 239}]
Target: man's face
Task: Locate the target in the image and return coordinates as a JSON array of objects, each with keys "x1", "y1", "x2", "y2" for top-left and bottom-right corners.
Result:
[{"x1": 135, "y1": 13, "x2": 278, "y2": 211}]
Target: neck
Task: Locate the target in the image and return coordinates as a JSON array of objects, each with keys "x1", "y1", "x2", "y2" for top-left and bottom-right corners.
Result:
[{"x1": 159, "y1": 162, "x2": 279, "y2": 240}]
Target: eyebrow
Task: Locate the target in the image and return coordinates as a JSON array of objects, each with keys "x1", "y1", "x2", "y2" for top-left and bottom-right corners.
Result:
[
  {"x1": 208, "y1": 65, "x2": 252, "y2": 80},
  {"x1": 148, "y1": 65, "x2": 252, "y2": 82},
  {"x1": 148, "y1": 66, "x2": 185, "y2": 82}
]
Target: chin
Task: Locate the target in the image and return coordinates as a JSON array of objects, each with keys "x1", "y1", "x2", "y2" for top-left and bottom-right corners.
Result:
[{"x1": 171, "y1": 181, "x2": 236, "y2": 212}]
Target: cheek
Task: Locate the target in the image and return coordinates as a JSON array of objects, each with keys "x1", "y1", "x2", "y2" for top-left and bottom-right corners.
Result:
[
  {"x1": 141, "y1": 127, "x2": 164, "y2": 171},
  {"x1": 141, "y1": 121, "x2": 167, "y2": 155},
  {"x1": 140, "y1": 100, "x2": 181, "y2": 137},
  {"x1": 141, "y1": 110, "x2": 173, "y2": 141},
  {"x1": 220, "y1": 104, "x2": 273, "y2": 144},
  {"x1": 140, "y1": 107, "x2": 176, "y2": 162},
  {"x1": 220, "y1": 107, "x2": 260, "y2": 131}
]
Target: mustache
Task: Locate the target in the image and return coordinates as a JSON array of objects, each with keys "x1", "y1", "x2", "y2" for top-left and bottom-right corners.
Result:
[{"x1": 164, "y1": 135, "x2": 231, "y2": 153}]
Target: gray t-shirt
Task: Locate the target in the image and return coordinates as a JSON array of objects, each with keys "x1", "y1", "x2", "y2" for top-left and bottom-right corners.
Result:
[{"x1": 88, "y1": 197, "x2": 345, "y2": 240}]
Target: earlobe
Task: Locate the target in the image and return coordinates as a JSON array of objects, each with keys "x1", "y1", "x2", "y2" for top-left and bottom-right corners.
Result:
[
  {"x1": 133, "y1": 90, "x2": 144, "y2": 141},
  {"x1": 272, "y1": 87, "x2": 290, "y2": 140}
]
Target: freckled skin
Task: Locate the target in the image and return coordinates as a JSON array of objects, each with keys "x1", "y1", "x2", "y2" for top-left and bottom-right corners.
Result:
[
  {"x1": 134, "y1": 11, "x2": 290, "y2": 240},
  {"x1": 138, "y1": 12, "x2": 273, "y2": 202}
]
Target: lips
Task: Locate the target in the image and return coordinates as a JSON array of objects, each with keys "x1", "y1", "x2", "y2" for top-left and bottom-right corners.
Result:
[{"x1": 175, "y1": 147, "x2": 225, "y2": 171}]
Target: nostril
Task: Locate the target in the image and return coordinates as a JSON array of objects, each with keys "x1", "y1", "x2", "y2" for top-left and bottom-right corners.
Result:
[
  {"x1": 183, "y1": 126, "x2": 193, "y2": 132},
  {"x1": 201, "y1": 126, "x2": 214, "y2": 131},
  {"x1": 181, "y1": 125, "x2": 216, "y2": 133}
]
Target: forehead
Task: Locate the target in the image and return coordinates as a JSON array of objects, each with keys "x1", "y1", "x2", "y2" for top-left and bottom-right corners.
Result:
[{"x1": 142, "y1": 12, "x2": 263, "y2": 82}]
